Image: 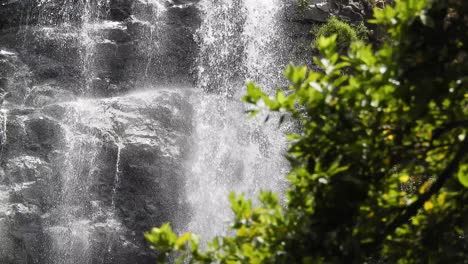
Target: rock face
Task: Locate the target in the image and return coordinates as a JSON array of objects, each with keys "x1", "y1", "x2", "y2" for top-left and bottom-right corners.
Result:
[
  {"x1": 0, "y1": 90, "x2": 193, "y2": 264},
  {"x1": 0, "y1": 0, "x2": 201, "y2": 101},
  {"x1": 0, "y1": 0, "x2": 199, "y2": 262},
  {"x1": 301, "y1": 0, "x2": 332, "y2": 23},
  {"x1": 298, "y1": 0, "x2": 366, "y2": 24}
]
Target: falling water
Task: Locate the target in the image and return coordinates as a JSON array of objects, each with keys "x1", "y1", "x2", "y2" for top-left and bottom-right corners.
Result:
[
  {"x1": 47, "y1": 102, "x2": 105, "y2": 264},
  {"x1": 195, "y1": 0, "x2": 246, "y2": 96},
  {"x1": 181, "y1": 0, "x2": 290, "y2": 240},
  {"x1": 183, "y1": 94, "x2": 290, "y2": 240},
  {"x1": 0, "y1": 110, "x2": 8, "y2": 161},
  {"x1": 243, "y1": 0, "x2": 285, "y2": 89}
]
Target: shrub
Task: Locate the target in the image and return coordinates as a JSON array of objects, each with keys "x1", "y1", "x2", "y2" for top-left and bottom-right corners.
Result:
[{"x1": 311, "y1": 17, "x2": 364, "y2": 52}]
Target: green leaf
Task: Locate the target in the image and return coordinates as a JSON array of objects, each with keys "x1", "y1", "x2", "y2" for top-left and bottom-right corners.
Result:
[
  {"x1": 276, "y1": 90, "x2": 286, "y2": 104},
  {"x1": 285, "y1": 64, "x2": 308, "y2": 85},
  {"x1": 243, "y1": 82, "x2": 265, "y2": 104},
  {"x1": 457, "y1": 164, "x2": 468, "y2": 188},
  {"x1": 317, "y1": 35, "x2": 337, "y2": 50},
  {"x1": 175, "y1": 232, "x2": 192, "y2": 249},
  {"x1": 245, "y1": 109, "x2": 260, "y2": 117}
]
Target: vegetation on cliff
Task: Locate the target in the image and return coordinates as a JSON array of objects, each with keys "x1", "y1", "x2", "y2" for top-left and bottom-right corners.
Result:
[{"x1": 146, "y1": 0, "x2": 468, "y2": 262}]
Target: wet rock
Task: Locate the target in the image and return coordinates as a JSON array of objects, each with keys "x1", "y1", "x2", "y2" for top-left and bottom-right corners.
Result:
[
  {"x1": 25, "y1": 27, "x2": 81, "y2": 63},
  {"x1": 0, "y1": 0, "x2": 38, "y2": 30},
  {"x1": 3, "y1": 156, "x2": 53, "y2": 183},
  {"x1": 301, "y1": 0, "x2": 331, "y2": 23},
  {"x1": 6, "y1": 202, "x2": 46, "y2": 264},
  {"x1": 30, "y1": 62, "x2": 81, "y2": 94},
  {"x1": 0, "y1": 181, "x2": 47, "y2": 263},
  {"x1": 24, "y1": 82, "x2": 76, "y2": 107},
  {"x1": 110, "y1": 0, "x2": 133, "y2": 21},
  {"x1": 107, "y1": 28, "x2": 132, "y2": 44},
  {"x1": 0, "y1": 216, "x2": 16, "y2": 264},
  {"x1": 85, "y1": 91, "x2": 192, "y2": 262},
  {"x1": 2, "y1": 114, "x2": 30, "y2": 156},
  {"x1": 298, "y1": 0, "x2": 365, "y2": 24},
  {"x1": 0, "y1": 112, "x2": 65, "y2": 159},
  {"x1": 337, "y1": 1, "x2": 365, "y2": 24},
  {"x1": 9, "y1": 180, "x2": 52, "y2": 208},
  {"x1": 0, "y1": 49, "x2": 32, "y2": 104},
  {"x1": 0, "y1": 49, "x2": 18, "y2": 75},
  {"x1": 126, "y1": 0, "x2": 201, "y2": 85},
  {"x1": 90, "y1": 78, "x2": 111, "y2": 97},
  {"x1": 0, "y1": 90, "x2": 191, "y2": 264},
  {"x1": 126, "y1": 20, "x2": 148, "y2": 37},
  {"x1": 24, "y1": 115, "x2": 64, "y2": 151}
]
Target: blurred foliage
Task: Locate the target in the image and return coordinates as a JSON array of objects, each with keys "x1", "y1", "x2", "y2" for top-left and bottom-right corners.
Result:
[{"x1": 146, "y1": 0, "x2": 468, "y2": 262}]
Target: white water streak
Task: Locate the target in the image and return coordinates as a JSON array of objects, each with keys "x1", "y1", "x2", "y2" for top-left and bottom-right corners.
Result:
[
  {"x1": 1, "y1": 109, "x2": 7, "y2": 144},
  {"x1": 111, "y1": 141, "x2": 124, "y2": 208}
]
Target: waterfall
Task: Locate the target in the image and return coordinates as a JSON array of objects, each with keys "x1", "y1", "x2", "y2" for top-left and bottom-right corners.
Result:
[{"x1": 0, "y1": 0, "x2": 309, "y2": 262}]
